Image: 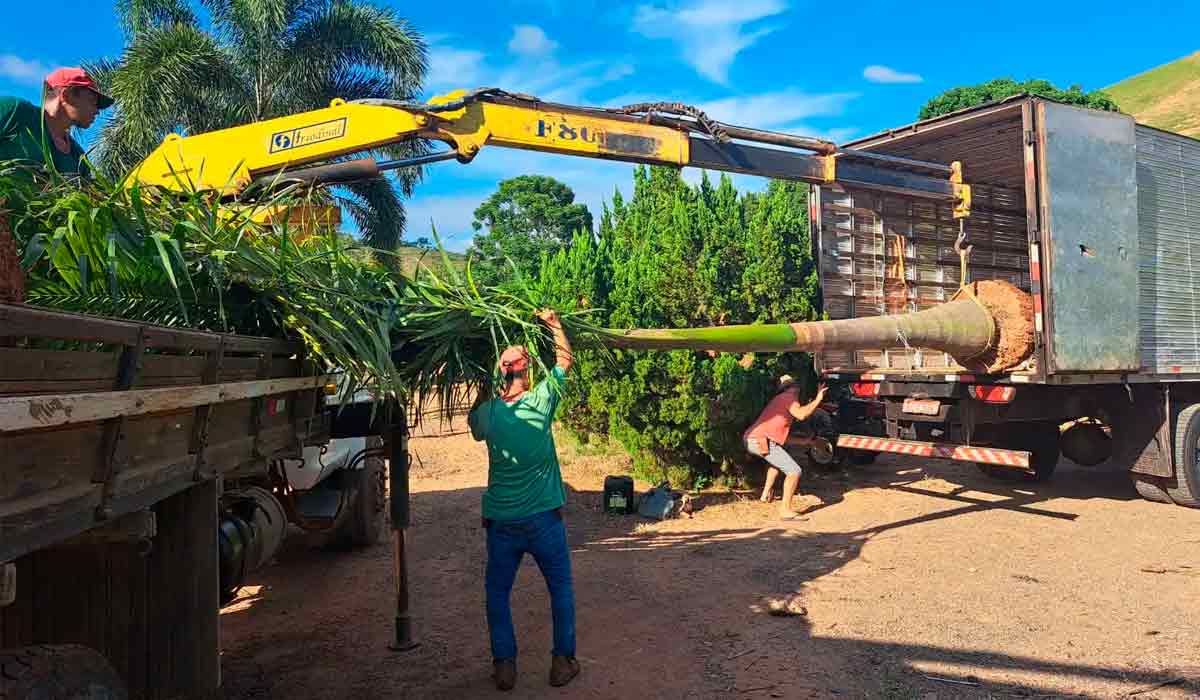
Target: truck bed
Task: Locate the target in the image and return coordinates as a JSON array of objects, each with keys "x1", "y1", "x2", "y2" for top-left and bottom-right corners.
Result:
[{"x1": 0, "y1": 303, "x2": 328, "y2": 563}]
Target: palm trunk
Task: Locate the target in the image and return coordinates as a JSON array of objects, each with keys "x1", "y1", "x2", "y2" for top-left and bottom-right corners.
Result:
[{"x1": 597, "y1": 280, "x2": 1034, "y2": 374}]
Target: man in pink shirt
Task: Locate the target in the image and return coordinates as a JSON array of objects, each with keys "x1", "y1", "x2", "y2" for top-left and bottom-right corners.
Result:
[{"x1": 743, "y1": 376, "x2": 827, "y2": 519}]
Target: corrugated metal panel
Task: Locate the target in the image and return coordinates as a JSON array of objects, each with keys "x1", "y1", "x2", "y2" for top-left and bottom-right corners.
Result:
[{"x1": 1137, "y1": 125, "x2": 1200, "y2": 373}]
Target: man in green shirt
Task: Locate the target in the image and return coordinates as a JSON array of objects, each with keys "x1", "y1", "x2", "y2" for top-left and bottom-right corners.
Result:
[
  {"x1": 0, "y1": 67, "x2": 111, "y2": 302},
  {"x1": 468, "y1": 308, "x2": 579, "y2": 691},
  {"x1": 0, "y1": 66, "x2": 113, "y2": 176}
]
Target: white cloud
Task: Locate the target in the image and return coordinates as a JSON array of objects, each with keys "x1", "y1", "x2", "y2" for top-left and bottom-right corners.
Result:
[
  {"x1": 508, "y1": 25, "x2": 559, "y2": 57},
  {"x1": 0, "y1": 54, "x2": 54, "y2": 85},
  {"x1": 631, "y1": 0, "x2": 786, "y2": 84},
  {"x1": 863, "y1": 65, "x2": 923, "y2": 84},
  {"x1": 426, "y1": 44, "x2": 487, "y2": 92},
  {"x1": 698, "y1": 89, "x2": 858, "y2": 129},
  {"x1": 602, "y1": 62, "x2": 636, "y2": 82},
  {"x1": 422, "y1": 35, "x2": 633, "y2": 105},
  {"x1": 811, "y1": 126, "x2": 859, "y2": 143}
]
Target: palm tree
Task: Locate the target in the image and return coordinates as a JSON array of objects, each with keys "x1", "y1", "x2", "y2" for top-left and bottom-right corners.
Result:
[{"x1": 90, "y1": 0, "x2": 428, "y2": 250}]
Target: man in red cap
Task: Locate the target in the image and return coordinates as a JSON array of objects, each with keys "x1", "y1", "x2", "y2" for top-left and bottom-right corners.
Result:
[
  {"x1": 0, "y1": 67, "x2": 113, "y2": 176},
  {"x1": 468, "y1": 309, "x2": 579, "y2": 691}
]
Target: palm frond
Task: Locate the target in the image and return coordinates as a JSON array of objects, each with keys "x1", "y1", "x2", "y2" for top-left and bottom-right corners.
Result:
[
  {"x1": 94, "y1": 23, "x2": 245, "y2": 175},
  {"x1": 286, "y1": 1, "x2": 427, "y2": 97},
  {"x1": 117, "y1": 0, "x2": 198, "y2": 35},
  {"x1": 336, "y1": 177, "x2": 407, "y2": 252}
]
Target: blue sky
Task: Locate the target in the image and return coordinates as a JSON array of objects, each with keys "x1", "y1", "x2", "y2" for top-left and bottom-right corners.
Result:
[{"x1": 2, "y1": 1, "x2": 1198, "y2": 251}]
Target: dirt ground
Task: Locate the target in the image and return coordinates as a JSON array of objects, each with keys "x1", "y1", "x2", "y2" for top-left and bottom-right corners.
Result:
[{"x1": 220, "y1": 421, "x2": 1200, "y2": 699}]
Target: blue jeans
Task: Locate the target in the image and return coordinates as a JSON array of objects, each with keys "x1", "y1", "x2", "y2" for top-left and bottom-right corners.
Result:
[{"x1": 485, "y1": 508, "x2": 576, "y2": 661}]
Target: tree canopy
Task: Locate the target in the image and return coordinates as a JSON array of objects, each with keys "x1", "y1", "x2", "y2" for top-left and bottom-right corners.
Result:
[
  {"x1": 469, "y1": 175, "x2": 593, "y2": 284},
  {"x1": 919, "y1": 78, "x2": 1120, "y2": 120}
]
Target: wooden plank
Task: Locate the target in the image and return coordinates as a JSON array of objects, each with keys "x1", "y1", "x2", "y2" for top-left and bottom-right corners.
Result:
[
  {"x1": 47, "y1": 547, "x2": 90, "y2": 643},
  {"x1": 146, "y1": 488, "x2": 175, "y2": 698},
  {"x1": 270, "y1": 356, "x2": 302, "y2": 378},
  {"x1": 0, "y1": 352, "x2": 274, "y2": 394},
  {"x1": 0, "y1": 347, "x2": 119, "y2": 382},
  {"x1": 94, "y1": 330, "x2": 148, "y2": 510},
  {"x1": 1, "y1": 374, "x2": 331, "y2": 431},
  {"x1": 168, "y1": 488, "x2": 191, "y2": 695},
  {"x1": 202, "y1": 435, "x2": 261, "y2": 476},
  {"x1": 191, "y1": 341, "x2": 225, "y2": 482},
  {"x1": 0, "y1": 304, "x2": 138, "y2": 345},
  {"x1": 0, "y1": 485, "x2": 102, "y2": 562},
  {"x1": 140, "y1": 354, "x2": 206, "y2": 381},
  {"x1": 85, "y1": 544, "x2": 111, "y2": 648},
  {"x1": 125, "y1": 541, "x2": 148, "y2": 698},
  {"x1": 106, "y1": 543, "x2": 135, "y2": 686},
  {"x1": 109, "y1": 455, "x2": 197, "y2": 502},
  {"x1": 122, "y1": 410, "x2": 196, "y2": 469},
  {"x1": 194, "y1": 487, "x2": 220, "y2": 693},
  {"x1": 174, "y1": 480, "x2": 220, "y2": 694},
  {"x1": 207, "y1": 399, "x2": 254, "y2": 438},
  {"x1": 1, "y1": 420, "x2": 100, "y2": 505},
  {"x1": 0, "y1": 379, "x2": 118, "y2": 395},
  {"x1": 0, "y1": 303, "x2": 298, "y2": 354},
  {"x1": 0, "y1": 556, "x2": 33, "y2": 648},
  {"x1": 1, "y1": 411, "x2": 194, "y2": 505}
]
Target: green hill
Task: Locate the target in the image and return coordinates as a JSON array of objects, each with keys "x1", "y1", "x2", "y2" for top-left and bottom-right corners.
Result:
[
  {"x1": 1107, "y1": 51, "x2": 1200, "y2": 137},
  {"x1": 396, "y1": 243, "x2": 468, "y2": 277}
]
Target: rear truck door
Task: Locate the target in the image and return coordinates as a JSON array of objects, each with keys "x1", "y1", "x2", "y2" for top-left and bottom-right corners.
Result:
[{"x1": 1034, "y1": 100, "x2": 1140, "y2": 373}]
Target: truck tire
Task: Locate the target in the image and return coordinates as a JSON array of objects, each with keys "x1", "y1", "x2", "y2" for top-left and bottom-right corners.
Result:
[
  {"x1": 805, "y1": 438, "x2": 843, "y2": 472},
  {"x1": 1133, "y1": 476, "x2": 1172, "y2": 504},
  {"x1": 329, "y1": 437, "x2": 388, "y2": 548},
  {"x1": 976, "y1": 422, "x2": 1060, "y2": 482},
  {"x1": 1166, "y1": 403, "x2": 1200, "y2": 508},
  {"x1": 0, "y1": 644, "x2": 127, "y2": 700}
]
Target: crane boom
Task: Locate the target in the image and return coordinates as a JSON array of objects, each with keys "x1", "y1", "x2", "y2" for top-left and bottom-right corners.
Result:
[{"x1": 131, "y1": 89, "x2": 971, "y2": 217}]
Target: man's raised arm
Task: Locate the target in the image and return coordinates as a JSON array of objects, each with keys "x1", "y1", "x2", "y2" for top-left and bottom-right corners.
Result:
[{"x1": 537, "y1": 309, "x2": 573, "y2": 373}]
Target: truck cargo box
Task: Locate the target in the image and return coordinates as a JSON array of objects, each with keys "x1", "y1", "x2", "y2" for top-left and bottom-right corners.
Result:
[{"x1": 814, "y1": 95, "x2": 1200, "y2": 385}]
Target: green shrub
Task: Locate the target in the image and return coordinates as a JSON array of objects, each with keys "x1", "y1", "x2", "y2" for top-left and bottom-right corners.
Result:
[{"x1": 538, "y1": 167, "x2": 820, "y2": 485}]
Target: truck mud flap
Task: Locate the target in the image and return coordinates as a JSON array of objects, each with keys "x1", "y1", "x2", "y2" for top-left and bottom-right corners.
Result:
[{"x1": 837, "y1": 434, "x2": 1030, "y2": 468}]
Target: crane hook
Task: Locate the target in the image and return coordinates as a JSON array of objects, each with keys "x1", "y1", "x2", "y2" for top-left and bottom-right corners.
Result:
[{"x1": 954, "y1": 219, "x2": 973, "y2": 288}]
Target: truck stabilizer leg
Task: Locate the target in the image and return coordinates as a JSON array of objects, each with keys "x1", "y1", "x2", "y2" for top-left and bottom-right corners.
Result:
[{"x1": 387, "y1": 417, "x2": 419, "y2": 652}]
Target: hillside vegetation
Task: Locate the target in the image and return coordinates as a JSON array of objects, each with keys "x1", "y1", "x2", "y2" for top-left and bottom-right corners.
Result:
[{"x1": 1108, "y1": 51, "x2": 1200, "y2": 137}]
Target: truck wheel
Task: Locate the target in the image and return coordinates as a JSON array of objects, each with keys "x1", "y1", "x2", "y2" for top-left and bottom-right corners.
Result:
[
  {"x1": 329, "y1": 437, "x2": 388, "y2": 549},
  {"x1": 1132, "y1": 476, "x2": 1172, "y2": 504},
  {"x1": 976, "y1": 422, "x2": 1060, "y2": 482},
  {"x1": 0, "y1": 644, "x2": 127, "y2": 700},
  {"x1": 805, "y1": 438, "x2": 843, "y2": 472},
  {"x1": 1166, "y1": 404, "x2": 1200, "y2": 508}
]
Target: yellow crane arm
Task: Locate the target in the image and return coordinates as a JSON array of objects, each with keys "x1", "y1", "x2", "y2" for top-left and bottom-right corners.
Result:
[{"x1": 131, "y1": 89, "x2": 970, "y2": 216}]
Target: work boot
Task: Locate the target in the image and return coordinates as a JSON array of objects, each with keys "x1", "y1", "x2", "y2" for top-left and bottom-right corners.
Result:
[
  {"x1": 493, "y1": 659, "x2": 516, "y2": 691},
  {"x1": 549, "y1": 655, "x2": 580, "y2": 687}
]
